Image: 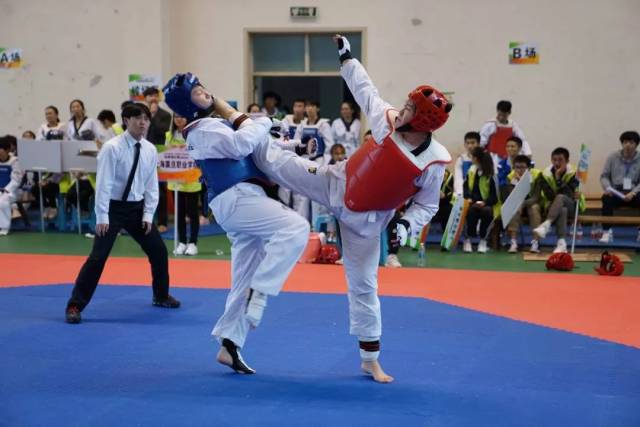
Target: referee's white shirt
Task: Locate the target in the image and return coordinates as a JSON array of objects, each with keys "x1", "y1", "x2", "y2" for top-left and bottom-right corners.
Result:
[{"x1": 95, "y1": 131, "x2": 159, "y2": 224}]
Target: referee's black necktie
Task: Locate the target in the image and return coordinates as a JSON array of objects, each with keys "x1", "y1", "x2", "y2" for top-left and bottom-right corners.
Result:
[{"x1": 121, "y1": 142, "x2": 141, "y2": 201}]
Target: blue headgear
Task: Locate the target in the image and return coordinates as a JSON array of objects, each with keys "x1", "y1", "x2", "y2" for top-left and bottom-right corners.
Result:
[{"x1": 163, "y1": 73, "x2": 208, "y2": 121}]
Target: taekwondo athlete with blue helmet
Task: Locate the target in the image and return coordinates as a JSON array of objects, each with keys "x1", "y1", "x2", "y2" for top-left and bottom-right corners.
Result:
[{"x1": 163, "y1": 74, "x2": 311, "y2": 375}]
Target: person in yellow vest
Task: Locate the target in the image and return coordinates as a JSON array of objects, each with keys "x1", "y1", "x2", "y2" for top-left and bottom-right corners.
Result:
[
  {"x1": 504, "y1": 155, "x2": 543, "y2": 253},
  {"x1": 166, "y1": 113, "x2": 201, "y2": 255},
  {"x1": 533, "y1": 147, "x2": 585, "y2": 253},
  {"x1": 463, "y1": 147, "x2": 500, "y2": 253}
]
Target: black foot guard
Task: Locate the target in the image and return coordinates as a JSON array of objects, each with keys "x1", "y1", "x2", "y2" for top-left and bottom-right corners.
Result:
[{"x1": 221, "y1": 339, "x2": 256, "y2": 374}]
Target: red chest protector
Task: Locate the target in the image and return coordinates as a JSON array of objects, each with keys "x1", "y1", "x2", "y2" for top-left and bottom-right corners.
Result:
[
  {"x1": 487, "y1": 125, "x2": 513, "y2": 159},
  {"x1": 344, "y1": 111, "x2": 451, "y2": 212}
]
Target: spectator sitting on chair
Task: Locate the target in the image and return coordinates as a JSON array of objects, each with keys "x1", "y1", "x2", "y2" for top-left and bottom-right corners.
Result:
[
  {"x1": 599, "y1": 130, "x2": 640, "y2": 243},
  {"x1": 504, "y1": 155, "x2": 543, "y2": 253},
  {"x1": 480, "y1": 100, "x2": 532, "y2": 159},
  {"x1": 261, "y1": 91, "x2": 285, "y2": 119},
  {"x1": 0, "y1": 136, "x2": 24, "y2": 236},
  {"x1": 432, "y1": 168, "x2": 454, "y2": 232},
  {"x1": 495, "y1": 136, "x2": 524, "y2": 189},
  {"x1": 462, "y1": 147, "x2": 499, "y2": 253},
  {"x1": 21, "y1": 130, "x2": 36, "y2": 140},
  {"x1": 453, "y1": 131, "x2": 481, "y2": 198},
  {"x1": 533, "y1": 147, "x2": 584, "y2": 254}
]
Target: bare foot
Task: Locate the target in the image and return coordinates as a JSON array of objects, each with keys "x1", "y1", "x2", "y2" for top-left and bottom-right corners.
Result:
[{"x1": 361, "y1": 360, "x2": 394, "y2": 383}]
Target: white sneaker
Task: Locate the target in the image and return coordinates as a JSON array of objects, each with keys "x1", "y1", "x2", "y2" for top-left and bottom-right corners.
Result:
[
  {"x1": 185, "y1": 243, "x2": 198, "y2": 256},
  {"x1": 463, "y1": 239, "x2": 473, "y2": 253},
  {"x1": 385, "y1": 254, "x2": 402, "y2": 268},
  {"x1": 477, "y1": 239, "x2": 488, "y2": 253},
  {"x1": 599, "y1": 230, "x2": 611, "y2": 244},
  {"x1": 335, "y1": 257, "x2": 344, "y2": 265},
  {"x1": 0, "y1": 228, "x2": 9, "y2": 236},
  {"x1": 533, "y1": 221, "x2": 551, "y2": 239},
  {"x1": 508, "y1": 239, "x2": 518, "y2": 253},
  {"x1": 174, "y1": 242, "x2": 187, "y2": 255},
  {"x1": 529, "y1": 239, "x2": 540, "y2": 253},
  {"x1": 553, "y1": 238, "x2": 568, "y2": 253},
  {"x1": 246, "y1": 290, "x2": 268, "y2": 327}
]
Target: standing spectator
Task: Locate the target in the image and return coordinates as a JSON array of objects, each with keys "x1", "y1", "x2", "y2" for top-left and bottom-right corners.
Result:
[
  {"x1": 283, "y1": 99, "x2": 306, "y2": 139},
  {"x1": 97, "y1": 109, "x2": 124, "y2": 141},
  {"x1": 65, "y1": 99, "x2": 102, "y2": 217},
  {"x1": 143, "y1": 87, "x2": 172, "y2": 145},
  {"x1": 36, "y1": 106, "x2": 66, "y2": 141},
  {"x1": 66, "y1": 99, "x2": 105, "y2": 142},
  {"x1": 480, "y1": 100, "x2": 532, "y2": 158},
  {"x1": 331, "y1": 101, "x2": 361, "y2": 157},
  {"x1": 463, "y1": 147, "x2": 499, "y2": 253},
  {"x1": 453, "y1": 131, "x2": 481, "y2": 198},
  {"x1": 261, "y1": 91, "x2": 284, "y2": 119},
  {"x1": 0, "y1": 136, "x2": 23, "y2": 235},
  {"x1": 533, "y1": 147, "x2": 584, "y2": 253},
  {"x1": 165, "y1": 114, "x2": 201, "y2": 256},
  {"x1": 65, "y1": 103, "x2": 179, "y2": 324},
  {"x1": 599, "y1": 130, "x2": 640, "y2": 243},
  {"x1": 143, "y1": 87, "x2": 172, "y2": 232},
  {"x1": 504, "y1": 155, "x2": 543, "y2": 253},
  {"x1": 291, "y1": 100, "x2": 334, "y2": 224}
]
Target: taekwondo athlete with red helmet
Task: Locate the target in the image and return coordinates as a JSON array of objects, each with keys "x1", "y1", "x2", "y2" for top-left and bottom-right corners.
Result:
[
  {"x1": 164, "y1": 33, "x2": 452, "y2": 381},
  {"x1": 163, "y1": 74, "x2": 310, "y2": 375}
]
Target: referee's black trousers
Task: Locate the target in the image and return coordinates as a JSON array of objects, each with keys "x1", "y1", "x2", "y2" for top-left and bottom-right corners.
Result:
[{"x1": 68, "y1": 200, "x2": 170, "y2": 310}]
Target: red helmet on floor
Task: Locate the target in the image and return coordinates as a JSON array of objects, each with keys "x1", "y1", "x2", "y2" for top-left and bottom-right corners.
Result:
[
  {"x1": 315, "y1": 244, "x2": 340, "y2": 264},
  {"x1": 406, "y1": 85, "x2": 452, "y2": 132},
  {"x1": 594, "y1": 251, "x2": 624, "y2": 276},
  {"x1": 546, "y1": 253, "x2": 575, "y2": 271}
]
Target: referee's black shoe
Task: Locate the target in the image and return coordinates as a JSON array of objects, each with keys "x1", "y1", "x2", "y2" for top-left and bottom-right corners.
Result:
[
  {"x1": 152, "y1": 294, "x2": 181, "y2": 308},
  {"x1": 65, "y1": 305, "x2": 81, "y2": 324}
]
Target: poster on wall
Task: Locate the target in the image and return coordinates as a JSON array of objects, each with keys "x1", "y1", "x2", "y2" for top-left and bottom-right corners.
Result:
[
  {"x1": 128, "y1": 74, "x2": 162, "y2": 101},
  {"x1": 157, "y1": 145, "x2": 201, "y2": 184},
  {"x1": 0, "y1": 48, "x2": 23, "y2": 69},
  {"x1": 509, "y1": 42, "x2": 539, "y2": 65}
]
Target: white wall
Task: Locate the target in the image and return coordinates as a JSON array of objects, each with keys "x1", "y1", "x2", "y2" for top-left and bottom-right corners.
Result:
[
  {"x1": 2, "y1": 0, "x2": 639, "y2": 194},
  {"x1": 0, "y1": 0, "x2": 164, "y2": 135}
]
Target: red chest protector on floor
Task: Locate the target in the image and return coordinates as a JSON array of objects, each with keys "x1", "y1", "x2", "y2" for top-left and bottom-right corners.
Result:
[
  {"x1": 344, "y1": 111, "x2": 451, "y2": 212},
  {"x1": 487, "y1": 125, "x2": 513, "y2": 159}
]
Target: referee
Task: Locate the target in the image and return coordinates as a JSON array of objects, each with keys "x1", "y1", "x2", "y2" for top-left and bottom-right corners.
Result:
[{"x1": 65, "y1": 103, "x2": 179, "y2": 324}]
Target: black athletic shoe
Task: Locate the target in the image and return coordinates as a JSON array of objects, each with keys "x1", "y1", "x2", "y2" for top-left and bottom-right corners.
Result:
[
  {"x1": 152, "y1": 295, "x2": 181, "y2": 308},
  {"x1": 65, "y1": 305, "x2": 81, "y2": 324},
  {"x1": 220, "y1": 338, "x2": 256, "y2": 374}
]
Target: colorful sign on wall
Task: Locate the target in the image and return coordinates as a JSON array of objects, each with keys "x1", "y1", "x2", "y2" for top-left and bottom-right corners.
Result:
[
  {"x1": 0, "y1": 48, "x2": 23, "y2": 69},
  {"x1": 509, "y1": 42, "x2": 539, "y2": 65},
  {"x1": 128, "y1": 74, "x2": 162, "y2": 101}
]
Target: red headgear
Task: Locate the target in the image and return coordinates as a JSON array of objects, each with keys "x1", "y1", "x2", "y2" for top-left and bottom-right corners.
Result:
[
  {"x1": 406, "y1": 85, "x2": 452, "y2": 133},
  {"x1": 594, "y1": 251, "x2": 624, "y2": 276},
  {"x1": 315, "y1": 245, "x2": 341, "y2": 264},
  {"x1": 546, "y1": 253, "x2": 575, "y2": 271}
]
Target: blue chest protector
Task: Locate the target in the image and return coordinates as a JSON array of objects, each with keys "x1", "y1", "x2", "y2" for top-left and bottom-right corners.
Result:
[
  {"x1": 496, "y1": 158, "x2": 511, "y2": 187},
  {"x1": 0, "y1": 164, "x2": 12, "y2": 189},
  {"x1": 462, "y1": 160, "x2": 472, "y2": 180},
  {"x1": 301, "y1": 127, "x2": 325, "y2": 156},
  {"x1": 288, "y1": 124, "x2": 298, "y2": 140},
  {"x1": 196, "y1": 158, "x2": 267, "y2": 204}
]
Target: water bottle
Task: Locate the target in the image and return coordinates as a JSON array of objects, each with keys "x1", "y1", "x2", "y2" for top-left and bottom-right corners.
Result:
[
  {"x1": 576, "y1": 224, "x2": 583, "y2": 241},
  {"x1": 417, "y1": 243, "x2": 426, "y2": 267},
  {"x1": 609, "y1": 229, "x2": 614, "y2": 243}
]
